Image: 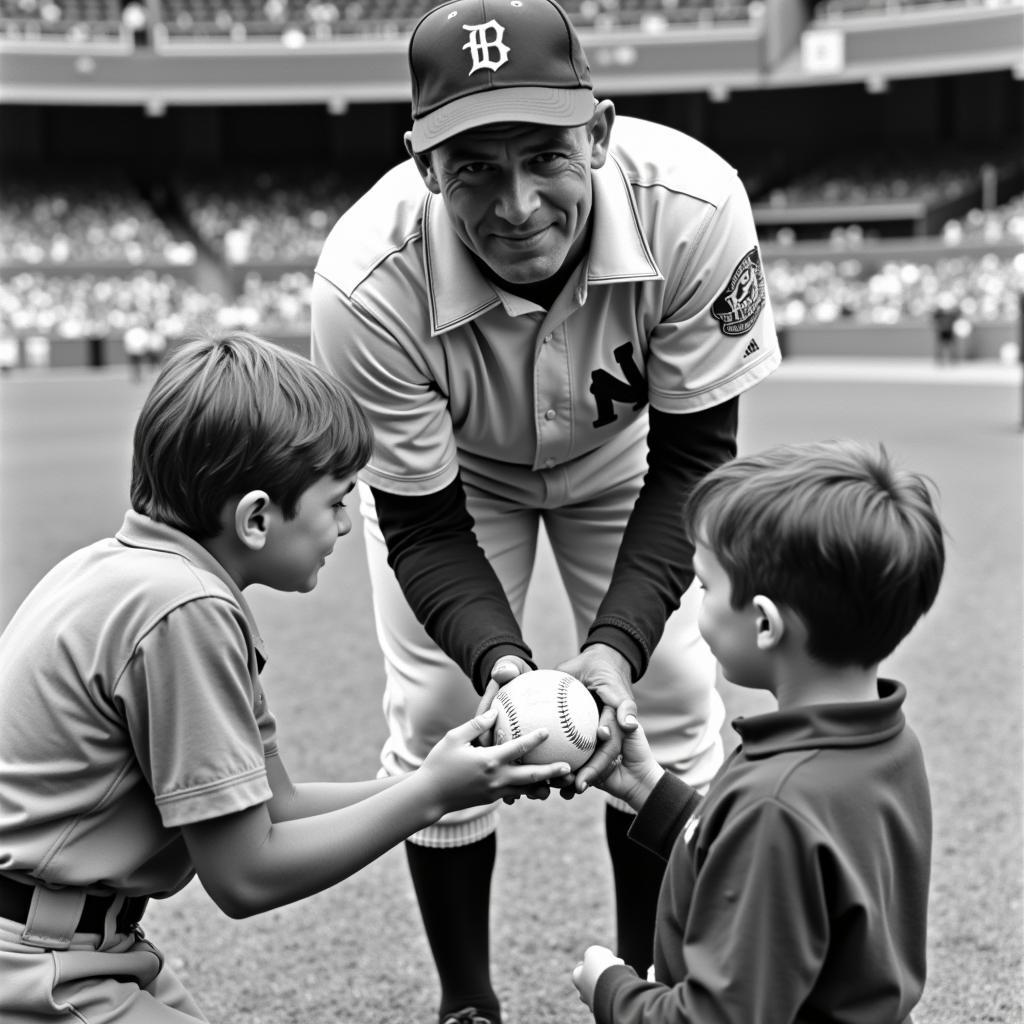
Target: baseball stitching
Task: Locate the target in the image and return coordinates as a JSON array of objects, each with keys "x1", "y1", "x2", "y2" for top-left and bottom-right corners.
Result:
[
  {"x1": 558, "y1": 675, "x2": 595, "y2": 751},
  {"x1": 496, "y1": 687, "x2": 520, "y2": 738}
]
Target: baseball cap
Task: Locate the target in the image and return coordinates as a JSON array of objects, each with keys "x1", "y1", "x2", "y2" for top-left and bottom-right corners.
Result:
[{"x1": 408, "y1": 0, "x2": 595, "y2": 154}]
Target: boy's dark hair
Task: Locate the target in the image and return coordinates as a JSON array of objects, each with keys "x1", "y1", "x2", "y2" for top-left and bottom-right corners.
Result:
[
  {"x1": 686, "y1": 440, "x2": 945, "y2": 668},
  {"x1": 131, "y1": 330, "x2": 374, "y2": 538}
]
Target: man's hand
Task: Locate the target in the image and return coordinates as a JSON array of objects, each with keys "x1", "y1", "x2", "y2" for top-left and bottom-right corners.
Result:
[
  {"x1": 475, "y1": 656, "x2": 533, "y2": 719},
  {"x1": 557, "y1": 645, "x2": 639, "y2": 794},
  {"x1": 572, "y1": 944, "x2": 625, "y2": 1011}
]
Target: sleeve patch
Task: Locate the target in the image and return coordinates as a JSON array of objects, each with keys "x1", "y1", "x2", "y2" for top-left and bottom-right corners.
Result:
[{"x1": 711, "y1": 248, "x2": 767, "y2": 337}]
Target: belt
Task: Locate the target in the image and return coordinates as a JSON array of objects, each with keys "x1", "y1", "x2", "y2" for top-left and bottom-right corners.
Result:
[{"x1": 0, "y1": 873, "x2": 148, "y2": 935}]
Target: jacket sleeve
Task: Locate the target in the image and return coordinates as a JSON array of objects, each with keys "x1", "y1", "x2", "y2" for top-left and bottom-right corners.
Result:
[
  {"x1": 627, "y1": 772, "x2": 703, "y2": 861},
  {"x1": 371, "y1": 476, "x2": 535, "y2": 695},
  {"x1": 584, "y1": 398, "x2": 738, "y2": 680},
  {"x1": 593, "y1": 800, "x2": 830, "y2": 1024}
]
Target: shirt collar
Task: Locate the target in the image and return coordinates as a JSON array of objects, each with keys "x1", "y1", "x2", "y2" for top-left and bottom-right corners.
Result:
[
  {"x1": 733, "y1": 679, "x2": 908, "y2": 758},
  {"x1": 422, "y1": 152, "x2": 663, "y2": 336},
  {"x1": 114, "y1": 510, "x2": 268, "y2": 670}
]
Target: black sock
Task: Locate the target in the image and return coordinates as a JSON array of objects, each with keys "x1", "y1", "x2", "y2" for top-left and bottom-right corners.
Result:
[
  {"x1": 605, "y1": 803, "x2": 667, "y2": 975},
  {"x1": 405, "y1": 836, "x2": 501, "y2": 1022}
]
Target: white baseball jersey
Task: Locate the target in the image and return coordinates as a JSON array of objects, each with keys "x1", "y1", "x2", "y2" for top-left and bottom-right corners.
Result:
[
  {"x1": 311, "y1": 116, "x2": 780, "y2": 840},
  {"x1": 312, "y1": 115, "x2": 780, "y2": 500}
]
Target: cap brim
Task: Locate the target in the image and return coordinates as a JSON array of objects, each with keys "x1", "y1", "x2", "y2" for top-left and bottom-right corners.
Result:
[{"x1": 410, "y1": 86, "x2": 595, "y2": 153}]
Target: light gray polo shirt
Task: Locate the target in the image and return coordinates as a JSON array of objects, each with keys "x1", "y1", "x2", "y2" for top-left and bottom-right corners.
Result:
[{"x1": 0, "y1": 512, "x2": 277, "y2": 897}]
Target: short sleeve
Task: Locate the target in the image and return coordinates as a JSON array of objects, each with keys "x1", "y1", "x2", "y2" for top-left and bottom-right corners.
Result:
[
  {"x1": 646, "y1": 176, "x2": 781, "y2": 414},
  {"x1": 311, "y1": 273, "x2": 459, "y2": 495},
  {"x1": 115, "y1": 597, "x2": 275, "y2": 828}
]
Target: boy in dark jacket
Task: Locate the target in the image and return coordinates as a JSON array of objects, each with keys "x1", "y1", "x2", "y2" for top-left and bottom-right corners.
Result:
[{"x1": 572, "y1": 439, "x2": 945, "y2": 1024}]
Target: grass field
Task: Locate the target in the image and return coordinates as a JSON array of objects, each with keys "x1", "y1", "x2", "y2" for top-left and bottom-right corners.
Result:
[{"x1": 1, "y1": 359, "x2": 1021, "y2": 1024}]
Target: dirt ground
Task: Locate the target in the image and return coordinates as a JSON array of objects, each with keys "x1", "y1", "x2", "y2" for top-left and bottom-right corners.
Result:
[{"x1": 1, "y1": 358, "x2": 1021, "y2": 1023}]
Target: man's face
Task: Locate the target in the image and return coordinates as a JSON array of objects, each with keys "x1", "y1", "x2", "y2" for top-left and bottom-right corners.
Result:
[{"x1": 419, "y1": 115, "x2": 608, "y2": 287}]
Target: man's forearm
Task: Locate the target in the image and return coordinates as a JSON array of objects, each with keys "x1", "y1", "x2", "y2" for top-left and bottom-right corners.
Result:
[
  {"x1": 586, "y1": 399, "x2": 739, "y2": 680},
  {"x1": 372, "y1": 477, "x2": 534, "y2": 693}
]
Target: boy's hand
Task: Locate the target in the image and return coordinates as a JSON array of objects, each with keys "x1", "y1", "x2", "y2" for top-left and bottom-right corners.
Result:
[
  {"x1": 589, "y1": 722, "x2": 665, "y2": 813},
  {"x1": 474, "y1": 662, "x2": 553, "y2": 803},
  {"x1": 421, "y1": 708, "x2": 571, "y2": 813},
  {"x1": 572, "y1": 944, "x2": 625, "y2": 1011}
]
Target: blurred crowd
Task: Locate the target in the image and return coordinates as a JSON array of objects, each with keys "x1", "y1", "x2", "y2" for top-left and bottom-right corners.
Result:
[
  {"x1": 1, "y1": 162, "x2": 1022, "y2": 368},
  {"x1": 0, "y1": 178, "x2": 196, "y2": 265},
  {"x1": 0, "y1": 0, "x2": 125, "y2": 40},
  {"x1": 759, "y1": 150, "x2": 1017, "y2": 212},
  {"x1": 1, "y1": 0, "x2": 994, "y2": 45},
  {"x1": 811, "y1": 0, "x2": 1017, "y2": 18},
  {"x1": 767, "y1": 251, "x2": 1024, "y2": 328},
  {"x1": 176, "y1": 168, "x2": 358, "y2": 265},
  {"x1": 0, "y1": 0, "x2": 761, "y2": 44}
]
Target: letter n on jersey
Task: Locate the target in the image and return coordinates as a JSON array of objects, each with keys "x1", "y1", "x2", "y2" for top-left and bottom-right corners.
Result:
[{"x1": 590, "y1": 342, "x2": 648, "y2": 427}]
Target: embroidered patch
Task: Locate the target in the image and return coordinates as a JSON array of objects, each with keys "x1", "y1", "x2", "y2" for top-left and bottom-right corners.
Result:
[{"x1": 711, "y1": 248, "x2": 767, "y2": 337}]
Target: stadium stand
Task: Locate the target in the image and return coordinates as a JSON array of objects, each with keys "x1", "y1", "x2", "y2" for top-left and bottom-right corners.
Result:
[
  {"x1": 0, "y1": 268, "x2": 222, "y2": 368},
  {"x1": 0, "y1": 0, "x2": 1021, "y2": 368},
  {"x1": 751, "y1": 147, "x2": 1024, "y2": 239},
  {"x1": 1, "y1": 166, "x2": 1022, "y2": 367},
  {"x1": 150, "y1": 0, "x2": 758, "y2": 39},
  {"x1": 175, "y1": 167, "x2": 357, "y2": 264},
  {"x1": 765, "y1": 246, "x2": 1024, "y2": 327},
  {"x1": 0, "y1": 0, "x2": 127, "y2": 41},
  {"x1": 0, "y1": 174, "x2": 196, "y2": 265},
  {"x1": 811, "y1": 0, "x2": 1021, "y2": 18}
]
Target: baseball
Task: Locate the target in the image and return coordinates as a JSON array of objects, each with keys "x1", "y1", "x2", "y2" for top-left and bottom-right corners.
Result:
[{"x1": 492, "y1": 670, "x2": 599, "y2": 771}]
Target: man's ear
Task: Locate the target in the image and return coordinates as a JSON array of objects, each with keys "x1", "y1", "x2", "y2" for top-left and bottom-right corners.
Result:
[
  {"x1": 405, "y1": 132, "x2": 441, "y2": 194},
  {"x1": 752, "y1": 595, "x2": 785, "y2": 651},
  {"x1": 234, "y1": 490, "x2": 272, "y2": 551},
  {"x1": 588, "y1": 100, "x2": 615, "y2": 170}
]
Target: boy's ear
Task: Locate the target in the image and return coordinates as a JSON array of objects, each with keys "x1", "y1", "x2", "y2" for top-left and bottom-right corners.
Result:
[
  {"x1": 752, "y1": 595, "x2": 785, "y2": 651},
  {"x1": 234, "y1": 490, "x2": 272, "y2": 550}
]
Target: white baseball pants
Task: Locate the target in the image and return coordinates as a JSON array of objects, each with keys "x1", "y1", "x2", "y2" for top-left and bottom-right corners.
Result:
[{"x1": 359, "y1": 436, "x2": 724, "y2": 847}]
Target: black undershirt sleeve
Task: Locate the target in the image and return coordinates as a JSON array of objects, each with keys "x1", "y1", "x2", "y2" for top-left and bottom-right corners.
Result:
[
  {"x1": 370, "y1": 476, "x2": 535, "y2": 696},
  {"x1": 584, "y1": 397, "x2": 739, "y2": 681},
  {"x1": 372, "y1": 399, "x2": 736, "y2": 694}
]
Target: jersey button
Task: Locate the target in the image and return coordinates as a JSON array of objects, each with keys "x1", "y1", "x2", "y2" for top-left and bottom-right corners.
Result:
[
  {"x1": 543, "y1": 458, "x2": 555, "y2": 469},
  {"x1": 544, "y1": 409, "x2": 556, "y2": 420}
]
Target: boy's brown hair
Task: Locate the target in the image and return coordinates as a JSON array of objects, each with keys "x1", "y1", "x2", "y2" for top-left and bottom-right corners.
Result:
[
  {"x1": 686, "y1": 439, "x2": 945, "y2": 668},
  {"x1": 131, "y1": 330, "x2": 373, "y2": 538}
]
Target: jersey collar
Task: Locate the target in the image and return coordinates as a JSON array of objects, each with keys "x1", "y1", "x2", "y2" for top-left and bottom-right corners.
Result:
[
  {"x1": 422, "y1": 153, "x2": 663, "y2": 336},
  {"x1": 114, "y1": 510, "x2": 268, "y2": 669}
]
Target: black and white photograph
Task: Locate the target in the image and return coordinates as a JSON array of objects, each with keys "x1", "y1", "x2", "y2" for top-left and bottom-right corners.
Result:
[{"x1": 1, "y1": 1, "x2": 1022, "y2": 1021}]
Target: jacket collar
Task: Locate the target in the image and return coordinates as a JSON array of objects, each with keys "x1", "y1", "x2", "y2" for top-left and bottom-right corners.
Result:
[
  {"x1": 733, "y1": 679, "x2": 908, "y2": 758},
  {"x1": 115, "y1": 510, "x2": 267, "y2": 670},
  {"x1": 422, "y1": 153, "x2": 663, "y2": 336}
]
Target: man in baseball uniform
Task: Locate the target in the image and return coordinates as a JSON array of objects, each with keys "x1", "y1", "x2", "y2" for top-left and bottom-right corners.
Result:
[{"x1": 312, "y1": 1, "x2": 781, "y2": 1020}]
